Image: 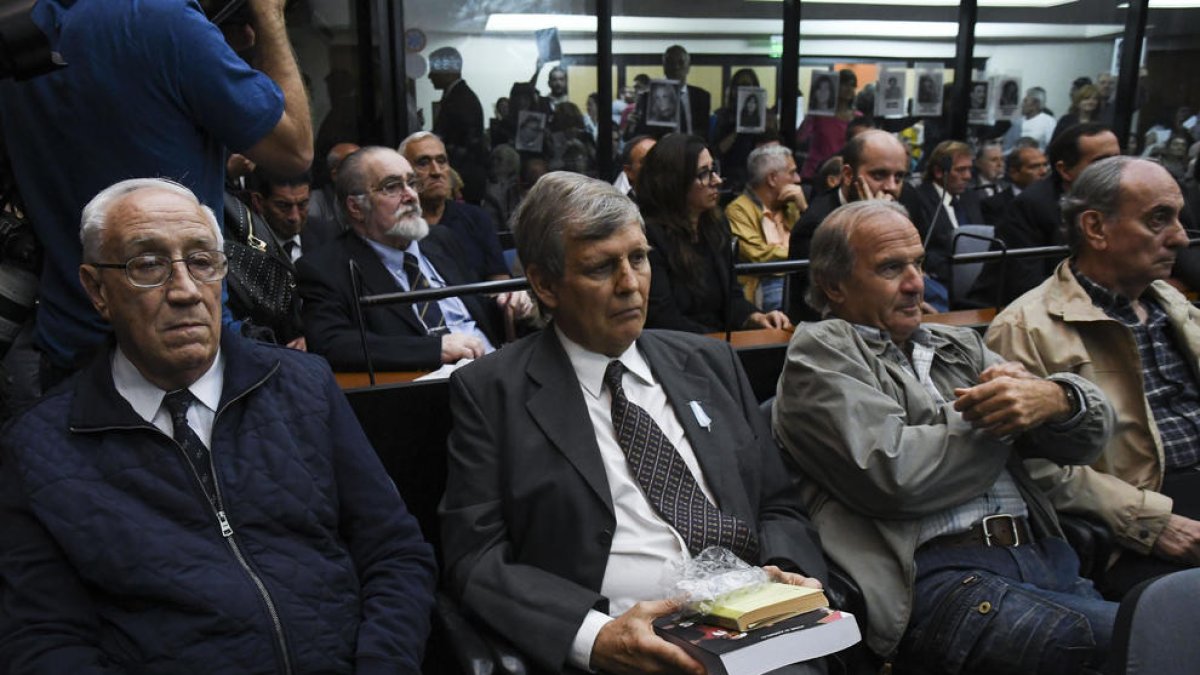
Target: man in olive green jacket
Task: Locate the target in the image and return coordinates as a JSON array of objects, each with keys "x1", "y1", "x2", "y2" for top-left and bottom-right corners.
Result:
[{"x1": 987, "y1": 156, "x2": 1200, "y2": 596}]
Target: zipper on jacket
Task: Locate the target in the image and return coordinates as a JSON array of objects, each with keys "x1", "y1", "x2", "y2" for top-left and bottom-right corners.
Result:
[
  {"x1": 168, "y1": 434, "x2": 293, "y2": 675},
  {"x1": 167, "y1": 363, "x2": 291, "y2": 675}
]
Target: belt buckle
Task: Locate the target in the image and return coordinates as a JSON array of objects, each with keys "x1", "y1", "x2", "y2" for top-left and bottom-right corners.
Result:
[{"x1": 981, "y1": 514, "x2": 1020, "y2": 547}]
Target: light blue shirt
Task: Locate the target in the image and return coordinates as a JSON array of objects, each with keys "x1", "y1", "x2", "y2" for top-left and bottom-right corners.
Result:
[{"x1": 362, "y1": 235, "x2": 495, "y2": 353}]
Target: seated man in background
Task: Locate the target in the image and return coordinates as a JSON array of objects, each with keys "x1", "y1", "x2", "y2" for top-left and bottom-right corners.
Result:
[
  {"x1": 788, "y1": 129, "x2": 926, "y2": 320},
  {"x1": 726, "y1": 145, "x2": 807, "y2": 312},
  {"x1": 297, "y1": 147, "x2": 520, "y2": 371},
  {"x1": 399, "y1": 132, "x2": 511, "y2": 280},
  {"x1": 969, "y1": 123, "x2": 1120, "y2": 307},
  {"x1": 913, "y1": 140, "x2": 985, "y2": 308},
  {"x1": 612, "y1": 134, "x2": 656, "y2": 199},
  {"x1": 441, "y1": 172, "x2": 828, "y2": 674},
  {"x1": 774, "y1": 200, "x2": 1117, "y2": 673},
  {"x1": 987, "y1": 156, "x2": 1200, "y2": 597},
  {"x1": 972, "y1": 141, "x2": 1006, "y2": 198},
  {"x1": 981, "y1": 143, "x2": 1049, "y2": 227},
  {"x1": 0, "y1": 178, "x2": 436, "y2": 672},
  {"x1": 308, "y1": 141, "x2": 361, "y2": 235},
  {"x1": 251, "y1": 168, "x2": 331, "y2": 260}
]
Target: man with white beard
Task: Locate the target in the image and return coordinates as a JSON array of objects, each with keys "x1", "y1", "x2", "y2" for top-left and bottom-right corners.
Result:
[{"x1": 297, "y1": 147, "x2": 510, "y2": 370}]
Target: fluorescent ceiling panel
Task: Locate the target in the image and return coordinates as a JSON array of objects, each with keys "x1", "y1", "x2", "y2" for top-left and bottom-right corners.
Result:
[
  {"x1": 748, "y1": 0, "x2": 1076, "y2": 5},
  {"x1": 1118, "y1": 0, "x2": 1200, "y2": 7},
  {"x1": 484, "y1": 14, "x2": 1123, "y2": 39}
]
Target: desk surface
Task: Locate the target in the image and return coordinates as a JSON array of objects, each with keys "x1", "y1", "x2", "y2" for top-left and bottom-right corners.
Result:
[{"x1": 334, "y1": 311, "x2": 997, "y2": 390}]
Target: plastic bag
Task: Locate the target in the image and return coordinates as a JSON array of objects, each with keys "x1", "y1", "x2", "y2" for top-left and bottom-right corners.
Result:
[{"x1": 663, "y1": 546, "x2": 769, "y2": 614}]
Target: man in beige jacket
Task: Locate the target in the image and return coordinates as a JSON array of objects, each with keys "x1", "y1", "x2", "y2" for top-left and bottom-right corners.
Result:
[{"x1": 987, "y1": 156, "x2": 1200, "y2": 596}]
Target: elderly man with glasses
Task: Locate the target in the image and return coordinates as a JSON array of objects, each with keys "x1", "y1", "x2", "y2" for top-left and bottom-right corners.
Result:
[
  {"x1": 0, "y1": 177, "x2": 436, "y2": 672},
  {"x1": 297, "y1": 146, "x2": 528, "y2": 371}
]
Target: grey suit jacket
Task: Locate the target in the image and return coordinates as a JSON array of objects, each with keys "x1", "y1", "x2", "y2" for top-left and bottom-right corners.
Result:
[{"x1": 440, "y1": 327, "x2": 826, "y2": 672}]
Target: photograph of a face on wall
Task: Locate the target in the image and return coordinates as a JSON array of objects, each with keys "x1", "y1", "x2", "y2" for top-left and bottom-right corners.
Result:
[
  {"x1": 996, "y1": 77, "x2": 1022, "y2": 121},
  {"x1": 807, "y1": 72, "x2": 838, "y2": 117},
  {"x1": 968, "y1": 80, "x2": 991, "y2": 125},
  {"x1": 515, "y1": 110, "x2": 546, "y2": 153},
  {"x1": 876, "y1": 63, "x2": 905, "y2": 118},
  {"x1": 646, "y1": 79, "x2": 681, "y2": 129},
  {"x1": 736, "y1": 87, "x2": 767, "y2": 134},
  {"x1": 914, "y1": 64, "x2": 943, "y2": 117}
]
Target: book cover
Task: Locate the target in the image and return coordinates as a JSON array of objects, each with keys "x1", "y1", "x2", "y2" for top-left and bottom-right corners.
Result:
[{"x1": 654, "y1": 608, "x2": 861, "y2": 675}]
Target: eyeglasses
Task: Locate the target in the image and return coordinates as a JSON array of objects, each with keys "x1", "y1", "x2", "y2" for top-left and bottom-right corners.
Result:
[
  {"x1": 367, "y1": 177, "x2": 421, "y2": 198},
  {"x1": 91, "y1": 250, "x2": 228, "y2": 288},
  {"x1": 695, "y1": 162, "x2": 722, "y2": 184}
]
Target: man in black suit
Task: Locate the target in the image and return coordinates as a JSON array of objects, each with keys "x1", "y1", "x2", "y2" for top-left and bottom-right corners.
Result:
[
  {"x1": 968, "y1": 123, "x2": 1120, "y2": 307},
  {"x1": 914, "y1": 141, "x2": 985, "y2": 294},
  {"x1": 980, "y1": 144, "x2": 1048, "y2": 226},
  {"x1": 628, "y1": 45, "x2": 711, "y2": 138},
  {"x1": 441, "y1": 172, "x2": 828, "y2": 674},
  {"x1": 788, "y1": 130, "x2": 921, "y2": 320},
  {"x1": 428, "y1": 46, "x2": 487, "y2": 203},
  {"x1": 296, "y1": 147, "x2": 510, "y2": 371}
]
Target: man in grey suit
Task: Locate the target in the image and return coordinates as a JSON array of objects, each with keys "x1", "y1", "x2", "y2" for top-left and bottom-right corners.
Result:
[{"x1": 440, "y1": 172, "x2": 828, "y2": 674}]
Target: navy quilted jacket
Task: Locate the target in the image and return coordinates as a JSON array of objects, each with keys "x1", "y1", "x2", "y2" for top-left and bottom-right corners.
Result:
[{"x1": 0, "y1": 332, "x2": 436, "y2": 674}]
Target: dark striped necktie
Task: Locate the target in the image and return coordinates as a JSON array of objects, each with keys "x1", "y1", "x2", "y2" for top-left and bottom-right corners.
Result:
[
  {"x1": 603, "y1": 360, "x2": 759, "y2": 561},
  {"x1": 403, "y1": 252, "x2": 445, "y2": 333}
]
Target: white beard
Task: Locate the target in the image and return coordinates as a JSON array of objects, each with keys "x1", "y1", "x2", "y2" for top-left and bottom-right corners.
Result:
[{"x1": 386, "y1": 205, "x2": 430, "y2": 241}]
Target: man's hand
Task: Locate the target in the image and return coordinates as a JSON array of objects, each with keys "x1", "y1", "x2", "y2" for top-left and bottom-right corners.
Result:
[
  {"x1": 1152, "y1": 514, "x2": 1200, "y2": 566},
  {"x1": 952, "y1": 372, "x2": 1071, "y2": 437},
  {"x1": 978, "y1": 362, "x2": 1039, "y2": 383},
  {"x1": 852, "y1": 176, "x2": 895, "y2": 202},
  {"x1": 285, "y1": 336, "x2": 307, "y2": 352},
  {"x1": 495, "y1": 290, "x2": 534, "y2": 320},
  {"x1": 590, "y1": 599, "x2": 705, "y2": 675},
  {"x1": 745, "y1": 311, "x2": 793, "y2": 331},
  {"x1": 440, "y1": 333, "x2": 485, "y2": 364},
  {"x1": 763, "y1": 565, "x2": 823, "y2": 589},
  {"x1": 778, "y1": 184, "x2": 808, "y2": 213}
]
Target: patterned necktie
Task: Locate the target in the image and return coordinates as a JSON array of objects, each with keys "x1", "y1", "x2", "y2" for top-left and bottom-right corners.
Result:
[
  {"x1": 163, "y1": 389, "x2": 217, "y2": 509},
  {"x1": 403, "y1": 252, "x2": 445, "y2": 333},
  {"x1": 603, "y1": 360, "x2": 759, "y2": 561}
]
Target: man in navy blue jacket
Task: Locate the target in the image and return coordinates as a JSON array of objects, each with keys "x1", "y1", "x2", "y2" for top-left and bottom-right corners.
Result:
[{"x1": 0, "y1": 178, "x2": 436, "y2": 674}]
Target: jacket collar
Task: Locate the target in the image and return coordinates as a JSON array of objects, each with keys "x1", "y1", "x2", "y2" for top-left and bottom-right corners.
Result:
[
  {"x1": 1042, "y1": 259, "x2": 1188, "y2": 324},
  {"x1": 68, "y1": 331, "x2": 279, "y2": 432}
]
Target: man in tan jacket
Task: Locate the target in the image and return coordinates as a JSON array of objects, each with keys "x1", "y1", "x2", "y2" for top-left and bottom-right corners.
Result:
[{"x1": 987, "y1": 156, "x2": 1200, "y2": 596}]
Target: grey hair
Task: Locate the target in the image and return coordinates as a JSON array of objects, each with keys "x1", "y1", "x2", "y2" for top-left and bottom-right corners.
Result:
[
  {"x1": 398, "y1": 130, "x2": 440, "y2": 158},
  {"x1": 747, "y1": 145, "x2": 793, "y2": 188},
  {"x1": 806, "y1": 200, "x2": 910, "y2": 314},
  {"x1": 511, "y1": 171, "x2": 643, "y2": 314},
  {"x1": 1061, "y1": 155, "x2": 1136, "y2": 254},
  {"x1": 79, "y1": 178, "x2": 222, "y2": 263},
  {"x1": 335, "y1": 146, "x2": 393, "y2": 224}
]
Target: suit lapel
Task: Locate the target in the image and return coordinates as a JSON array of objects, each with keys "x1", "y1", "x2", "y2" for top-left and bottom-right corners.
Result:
[
  {"x1": 526, "y1": 329, "x2": 614, "y2": 514},
  {"x1": 344, "y1": 234, "x2": 427, "y2": 335},
  {"x1": 638, "y1": 333, "x2": 743, "y2": 514}
]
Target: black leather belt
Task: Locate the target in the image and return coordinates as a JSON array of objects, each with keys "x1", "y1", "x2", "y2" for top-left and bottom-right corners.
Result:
[{"x1": 924, "y1": 514, "x2": 1032, "y2": 549}]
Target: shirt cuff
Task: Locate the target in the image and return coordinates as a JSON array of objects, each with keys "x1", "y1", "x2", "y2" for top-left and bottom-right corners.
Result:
[
  {"x1": 568, "y1": 609, "x2": 615, "y2": 672},
  {"x1": 1045, "y1": 376, "x2": 1088, "y2": 431}
]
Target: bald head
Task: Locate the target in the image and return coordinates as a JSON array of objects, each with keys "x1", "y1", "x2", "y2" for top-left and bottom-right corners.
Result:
[{"x1": 842, "y1": 130, "x2": 909, "y2": 202}]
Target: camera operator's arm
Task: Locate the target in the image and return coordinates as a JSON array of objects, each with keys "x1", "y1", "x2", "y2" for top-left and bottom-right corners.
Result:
[{"x1": 241, "y1": 0, "x2": 313, "y2": 175}]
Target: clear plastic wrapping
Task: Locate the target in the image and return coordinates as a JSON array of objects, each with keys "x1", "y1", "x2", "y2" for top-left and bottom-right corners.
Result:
[{"x1": 663, "y1": 546, "x2": 769, "y2": 613}]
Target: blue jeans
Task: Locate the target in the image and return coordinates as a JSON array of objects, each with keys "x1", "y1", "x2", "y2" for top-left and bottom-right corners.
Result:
[
  {"x1": 900, "y1": 538, "x2": 1117, "y2": 674},
  {"x1": 759, "y1": 276, "x2": 785, "y2": 312}
]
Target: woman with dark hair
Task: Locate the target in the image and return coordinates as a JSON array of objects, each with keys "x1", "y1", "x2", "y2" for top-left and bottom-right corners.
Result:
[
  {"x1": 739, "y1": 93, "x2": 760, "y2": 128},
  {"x1": 637, "y1": 134, "x2": 791, "y2": 333}
]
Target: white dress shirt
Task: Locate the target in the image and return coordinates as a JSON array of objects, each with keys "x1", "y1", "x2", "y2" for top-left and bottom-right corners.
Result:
[
  {"x1": 557, "y1": 327, "x2": 718, "y2": 671},
  {"x1": 112, "y1": 347, "x2": 224, "y2": 449}
]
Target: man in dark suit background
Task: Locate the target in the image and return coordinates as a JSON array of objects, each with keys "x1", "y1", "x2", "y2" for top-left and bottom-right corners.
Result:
[
  {"x1": 296, "y1": 147, "x2": 512, "y2": 371},
  {"x1": 440, "y1": 172, "x2": 828, "y2": 674},
  {"x1": 980, "y1": 144, "x2": 1049, "y2": 226},
  {"x1": 629, "y1": 45, "x2": 711, "y2": 138},
  {"x1": 428, "y1": 46, "x2": 487, "y2": 204}
]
